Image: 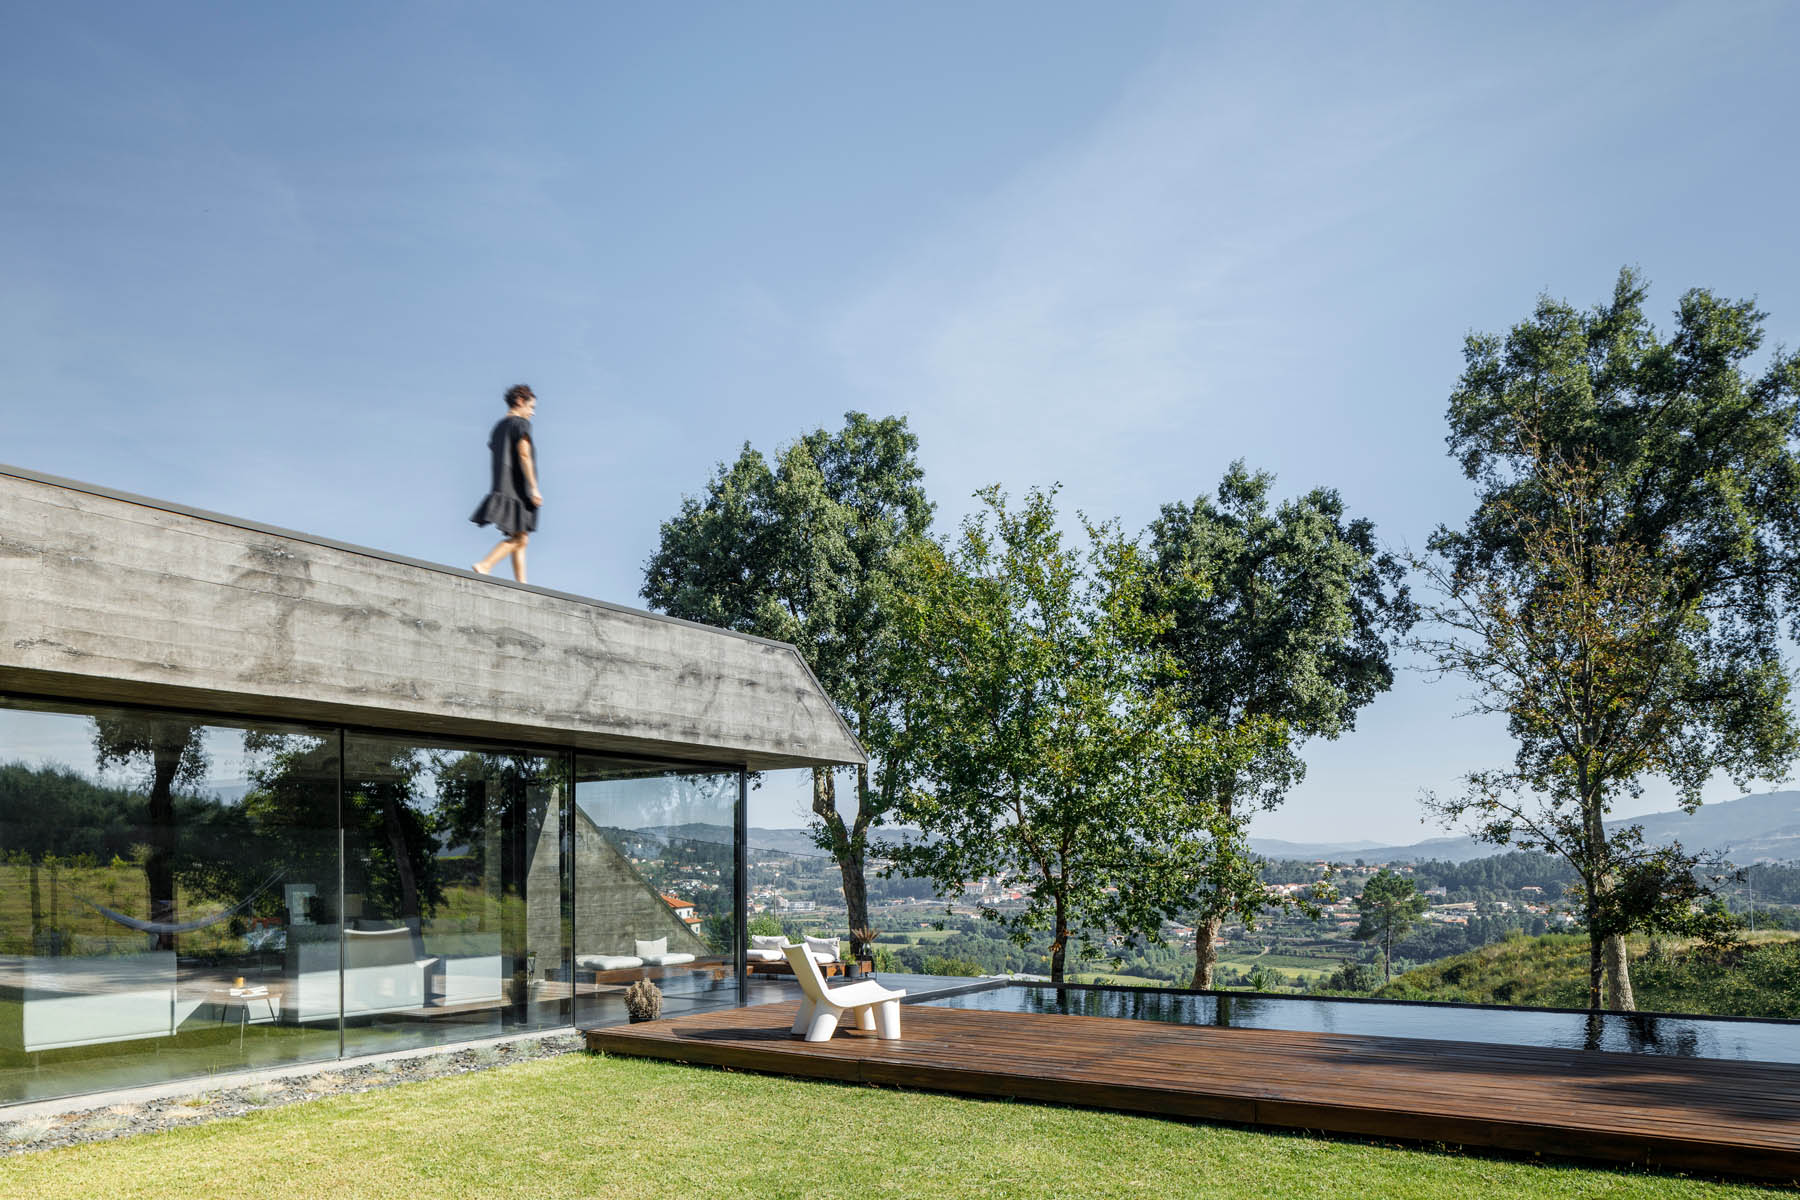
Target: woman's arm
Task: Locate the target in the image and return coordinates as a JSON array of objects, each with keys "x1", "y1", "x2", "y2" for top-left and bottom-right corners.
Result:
[{"x1": 518, "y1": 436, "x2": 543, "y2": 506}]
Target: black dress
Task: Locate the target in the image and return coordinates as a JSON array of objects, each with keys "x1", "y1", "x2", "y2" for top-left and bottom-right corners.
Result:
[{"x1": 469, "y1": 414, "x2": 539, "y2": 536}]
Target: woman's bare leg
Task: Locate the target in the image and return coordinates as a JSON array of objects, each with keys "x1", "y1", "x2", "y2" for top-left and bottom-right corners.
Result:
[
  {"x1": 509, "y1": 532, "x2": 530, "y2": 583},
  {"x1": 473, "y1": 534, "x2": 522, "y2": 576}
]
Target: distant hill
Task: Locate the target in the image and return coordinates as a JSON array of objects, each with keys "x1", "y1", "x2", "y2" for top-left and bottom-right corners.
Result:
[{"x1": 1252, "y1": 792, "x2": 1800, "y2": 865}]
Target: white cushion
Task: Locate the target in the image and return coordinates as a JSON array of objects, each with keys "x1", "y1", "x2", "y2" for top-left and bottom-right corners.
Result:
[
  {"x1": 747, "y1": 948, "x2": 784, "y2": 962},
  {"x1": 808, "y1": 950, "x2": 836, "y2": 964},
  {"x1": 578, "y1": 954, "x2": 643, "y2": 971},
  {"x1": 804, "y1": 935, "x2": 839, "y2": 961},
  {"x1": 634, "y1": 937, "x2": 668, "y2": 959},
  {"x1": 642, "y1": 952, "x2": 696, "y2": 967},
  {"x1": 750, "y1": 934, "x2": 786, "y2": 951}
]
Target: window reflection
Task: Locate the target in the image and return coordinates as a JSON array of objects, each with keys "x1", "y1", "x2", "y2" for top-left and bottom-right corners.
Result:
[
  {"x1": 338, "y1": 736, "x2": 569, "y2": 1055},
  {"x1": 0, "y1": 694, "x2": 739, "y2": 1107},
  {"x1": 573, "y1": 757, "x2": 739, "y2": 1026},
  {"x1": 0, "y1": 700, "x2": 339, "y2": 1106}
]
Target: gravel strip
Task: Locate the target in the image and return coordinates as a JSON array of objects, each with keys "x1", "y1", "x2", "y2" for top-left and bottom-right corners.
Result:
[{"x1": 1, "y1": 1033, "x2": 587, "y2": 1157}]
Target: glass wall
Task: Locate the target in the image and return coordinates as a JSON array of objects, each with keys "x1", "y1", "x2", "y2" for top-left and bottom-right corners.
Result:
[
  {"x1": 0, "y1": 699, "x2": 341, "y2": 1105},
  {"x1": 0, "y1": 692, "x2": 745, "y2": 1106},
  {"x1": 337, "y1": 734, "x2": 570, "y2": 1056},
  {"x1": 573, "y1": 756, "x2": 740, "y2": 1026}
]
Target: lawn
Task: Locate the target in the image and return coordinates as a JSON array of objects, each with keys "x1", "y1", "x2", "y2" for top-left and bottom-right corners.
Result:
[{"x1": 0, "y1": 1053, "x2": 1781, "y2": 1199}]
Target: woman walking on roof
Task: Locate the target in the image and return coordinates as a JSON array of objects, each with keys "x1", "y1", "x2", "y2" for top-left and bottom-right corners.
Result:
[{"x1": 470, "y1": 383, "x2": 543, "y2": 583}]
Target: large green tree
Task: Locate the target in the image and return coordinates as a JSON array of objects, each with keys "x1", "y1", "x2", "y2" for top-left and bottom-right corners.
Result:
[
  {"x1": 1419, "y1": 426, "x2": 1772, "y2": 1010},
  {"x1": 643, "y1": 412, "x2": 932, "y2": 942},
  {"x1": 884, "y1": 487, "x2": 1212, "y2": 982},
  {"x1": 1420, "y1": 269, "x2": 1800, "y2": 1010},
  {"x1": 1146, "y1": 462, "x2": 1414, "y2": 989},
  {"x1": 1354, "y1": 868, "x2": 1428, "y2": 983}
]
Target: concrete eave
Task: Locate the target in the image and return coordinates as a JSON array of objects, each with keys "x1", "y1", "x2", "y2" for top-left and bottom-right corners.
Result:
[{"x1": 0, "y1": 464, "x2": 867, "y2": 772}]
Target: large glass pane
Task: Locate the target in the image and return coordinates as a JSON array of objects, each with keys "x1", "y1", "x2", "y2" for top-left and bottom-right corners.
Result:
[
  {"x1": 573, "y1": 756, "x2": 739, "y2": 1026},
  {"x1": 0, "y1": 698, "x2": 340, "y2": 1105},
  {"x1": 339, "y1": 735, "x2": 567, "y2": 1056}
]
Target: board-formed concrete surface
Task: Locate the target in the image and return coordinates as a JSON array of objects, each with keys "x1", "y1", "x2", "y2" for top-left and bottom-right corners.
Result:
[{"x1": 0, "y1": 465, "x2": 864, "y2": 769}]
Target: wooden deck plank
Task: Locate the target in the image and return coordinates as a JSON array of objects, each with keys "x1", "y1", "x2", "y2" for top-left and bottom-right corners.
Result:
[{"x1": 585, "y1": 1004, "x2": 1800, "y2": 1181}]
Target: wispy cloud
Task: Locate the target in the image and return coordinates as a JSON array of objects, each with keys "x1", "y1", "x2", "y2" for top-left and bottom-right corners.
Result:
[{"x1": 826, "y1": 2, "x2": 1760, "y2": 535}]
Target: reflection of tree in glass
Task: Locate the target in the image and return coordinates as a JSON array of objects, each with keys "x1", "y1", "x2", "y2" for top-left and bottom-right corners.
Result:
[
  {"x1": 435, "y1": 751, "x2": 564, "y2": 884},
  {"x1": 342, "y1": 744, "x2": 445, "y2": 956},
  {"x1": 241, "y1": 730, "x2": 343, "y2": 923},
  {"x1": 92, "y1": 715, "x2": 207, "y2": 949}
]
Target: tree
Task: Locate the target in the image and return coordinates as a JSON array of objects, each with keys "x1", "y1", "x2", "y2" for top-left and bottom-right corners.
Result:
[
  {"x1": 1145, "y1": 462, "x2": 1415, "y2": 988},
  {"x1": 1419, "y1": 435, "x2": 1758, "y2": 1009},
  {"x1": 643, "y1": 412, "x2": 932, "y2": 943},
  {"x1": 1354, "y1": 869, "x2": 1428, "y2": 982},
  {"x1": 1421, "y1": 270, "x2": 1800, "y2": 1010},
  {"x1": 93, "y1": 714, "x2": 209, "y2": 949},
  {"x1": 883, "y1": 486, "x2": 1208, "y2": 982}
]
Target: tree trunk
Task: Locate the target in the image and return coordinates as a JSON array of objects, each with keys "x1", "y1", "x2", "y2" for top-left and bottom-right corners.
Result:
[
  {"x1": 810, "y1": 767, "x2": 872, "y2": 941},
  {"x1": 840, "y1": 845, "x2": 869, "y2": 947},
  {"x1": 382, "y1": 789, "x2": 426, "y2": 960},
  {"x1": 1049, "y1": 894, "x2": 1068, "y2": 983},
  {"x1": 1189, "y1": 916, "x2": 1223, "y2": 989},
  {"x1": 1587, "y1": 928, "x2": 1604, "y2": 1012},
  {"x1": 146, "y1": 740, "x2": 183, "y2": 951},
  {"x1": 1603, "y1": 933, "x2": 1636, "y2": 1011},
  {"x1": 1382, "y1": 932, "x2": 1392, "y2": 983}
]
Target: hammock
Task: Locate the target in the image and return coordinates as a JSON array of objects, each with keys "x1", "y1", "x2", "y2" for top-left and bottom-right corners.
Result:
[{"x1": 76, "y1": 871, "x2": 287, "y2": 936}]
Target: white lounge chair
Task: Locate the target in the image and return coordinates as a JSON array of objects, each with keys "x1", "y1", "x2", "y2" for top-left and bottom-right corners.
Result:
[{"x1": 782, "y1": 942, "x2": 905, "y2": 1042}]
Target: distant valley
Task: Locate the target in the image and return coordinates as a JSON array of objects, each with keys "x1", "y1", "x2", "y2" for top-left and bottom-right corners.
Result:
[{"x1": 1248, "y1": 791, "x2": 1800, "y2": 864}]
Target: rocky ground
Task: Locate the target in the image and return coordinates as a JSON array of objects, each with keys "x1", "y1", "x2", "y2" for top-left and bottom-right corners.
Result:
[{"x1": 1, "y1": 1032, "x2": 586, "y2": 1157}]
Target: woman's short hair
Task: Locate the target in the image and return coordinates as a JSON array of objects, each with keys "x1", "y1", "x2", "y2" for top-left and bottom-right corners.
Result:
[{"x1": 504, "y1": 384, "x2": 535, "y2": 409}]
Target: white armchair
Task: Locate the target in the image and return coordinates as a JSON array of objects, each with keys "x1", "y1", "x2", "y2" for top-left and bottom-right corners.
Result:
[{"x1": 782, "y1": 942, "x2": 904, "y2": 1042}]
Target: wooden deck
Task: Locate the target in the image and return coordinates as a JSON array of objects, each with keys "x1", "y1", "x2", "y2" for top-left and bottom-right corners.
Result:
[{"x1": 587, "y1": 1003, "x2": 1800, "y2": 1181}]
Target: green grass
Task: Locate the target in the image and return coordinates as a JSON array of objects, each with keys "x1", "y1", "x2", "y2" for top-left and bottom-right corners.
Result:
[
  {"x1": 0, "y1": 1053, "x2": 1781, "y2": 1198},
  {"x1": 1217, "y1": 951, "x2": 1339, "y2": 972},
  {"x1": 888, "y1": 929, "x2": 961, "y2": 945},
  {"x1": 1379, "y1": 931, "x2": 1800, "y2": 1016}
]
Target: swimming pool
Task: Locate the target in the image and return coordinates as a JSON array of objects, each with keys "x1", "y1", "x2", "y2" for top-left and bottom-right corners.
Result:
[{"x1": 917, "y1": 983, "x2": 1800, "y2": 1064}]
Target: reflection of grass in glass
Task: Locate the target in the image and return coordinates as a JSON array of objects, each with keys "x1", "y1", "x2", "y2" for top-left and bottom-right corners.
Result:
[
  {"x1": 0, "y1": 863, "x2": 275, "y2": 958},
  {"x1": 0, "y1": 995, "x2": 337, "y2": 1107}
]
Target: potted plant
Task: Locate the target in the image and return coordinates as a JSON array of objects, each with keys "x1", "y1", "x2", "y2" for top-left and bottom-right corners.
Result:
[
  {"x1": 623, "y1": 978, "x2": 663, "y2": 1023},
  {"x1": 849, "y1": 926, "x2": 880, "y2": 974}
]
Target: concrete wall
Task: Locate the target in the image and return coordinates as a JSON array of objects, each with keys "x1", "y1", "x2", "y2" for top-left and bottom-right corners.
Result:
[{"x1": 0, "y1": 466, "x2": 864, "y2": 770}]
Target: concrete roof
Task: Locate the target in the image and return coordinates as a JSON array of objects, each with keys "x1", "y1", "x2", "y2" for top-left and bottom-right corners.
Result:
[{"x1": 0, "y1": 464, "x2": 866, "y2": 770}]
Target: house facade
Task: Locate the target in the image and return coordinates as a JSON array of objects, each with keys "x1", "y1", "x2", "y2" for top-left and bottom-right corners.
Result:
[{"x1": 0, "y1": 464, "x2": 864, "y2": 1108}]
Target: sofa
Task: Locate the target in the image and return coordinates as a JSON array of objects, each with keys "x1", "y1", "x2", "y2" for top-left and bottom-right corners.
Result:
[
  {"x1": 0, "y1": 951, "x2": 194, "y2": 1053},
  {"x1": 281, "y1": 926, "x2": 432, "y2": 1025}
]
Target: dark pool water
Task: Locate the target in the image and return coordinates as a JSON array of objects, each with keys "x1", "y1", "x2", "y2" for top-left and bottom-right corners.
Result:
[{"x1": 918, "y1": 984, "x2": 1800, "y2": 1064}]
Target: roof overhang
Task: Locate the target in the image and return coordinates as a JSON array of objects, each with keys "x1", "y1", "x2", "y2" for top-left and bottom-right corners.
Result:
[{"x1": 0, "y1": 465, "x2": 866, "y2": 772}]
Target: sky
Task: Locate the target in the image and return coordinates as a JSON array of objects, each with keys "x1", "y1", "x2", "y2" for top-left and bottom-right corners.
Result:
[{"x1": 4, "y1": 2, "x2": 1799, "y2": 843}]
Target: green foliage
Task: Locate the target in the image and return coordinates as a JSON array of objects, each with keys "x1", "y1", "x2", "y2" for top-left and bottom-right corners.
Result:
[
  {"x1": 746, "y1": 913, "x2": 784, "y2": 937},
  {"x1": 919, "y1": 955, "x2": 984, "y2": 977},
  {"x1": 1353, "y1": 869, "x2": 1429, "y2": 982},
  {"x1": 1380, "y1": 931, "x2": 1800, "y2": 1018},
  {"x1": 1417, "y1": 270, "x2": 1800, "y2": 1010},
  {"x1": 1318, "y1": 960, "x2": 1382, "y2": 994},
  {"x1": 1145, "y1": 461, "x2": 1413, "y2": 986},
  {"x1": 885, "y1": 486, "x2": 1207, "y2": 982},
  {"x1": 642, "y1": 412, "x2": 933, "y2": 936}
]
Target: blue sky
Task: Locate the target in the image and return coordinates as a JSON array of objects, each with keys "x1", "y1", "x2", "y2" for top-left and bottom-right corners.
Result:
[{"x1": 5, "y1": 2, "x2": 1799, "y2": 842}]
